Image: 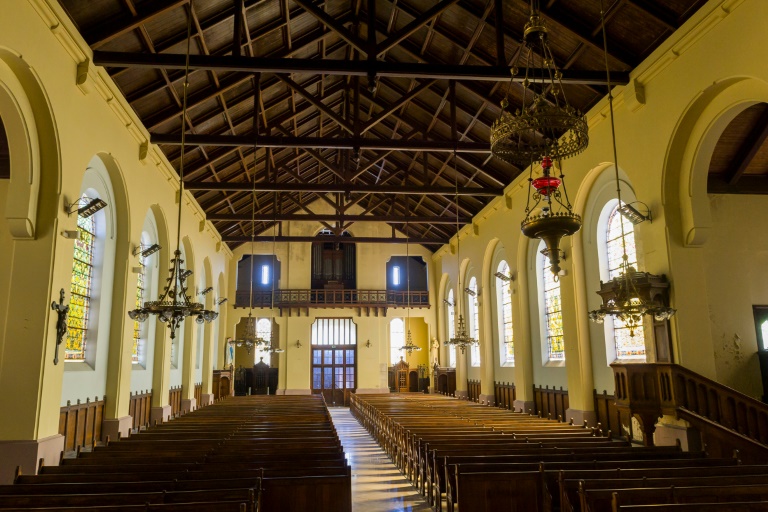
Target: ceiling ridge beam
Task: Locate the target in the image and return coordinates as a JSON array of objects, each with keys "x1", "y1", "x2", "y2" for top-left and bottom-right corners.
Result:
[
  {"x1": 208, "y1": 213, "x2": 472, "y2": 223},
  {"x1": 222, "y1": 235, "x2": 448, "y2": 244},
  {"x1": 93, "y1": 51, "x2": 628, "y2": 84},
  {"x1": 185, "y1": 181, "x2": 502, "y2": 196}
]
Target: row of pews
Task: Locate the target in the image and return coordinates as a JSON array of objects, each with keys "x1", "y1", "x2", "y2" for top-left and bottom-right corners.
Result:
[
  {"x1": 0, "y1": 395, "x2": 352, "y2": 512},
  {"x1": 350, "y1": 393, "x2": 768, "y2": 512}
]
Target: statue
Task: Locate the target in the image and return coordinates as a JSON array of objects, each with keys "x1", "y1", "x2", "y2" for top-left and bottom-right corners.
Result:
[{"x1": 51, "y1": 289, "x2": 69, "y2": 365}]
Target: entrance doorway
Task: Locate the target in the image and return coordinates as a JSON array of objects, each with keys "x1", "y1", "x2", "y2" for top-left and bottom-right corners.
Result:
[
  {"x1": 754, "y1": 306, "x2": 768, "y2": 403},
  {"x1": 310, "y1": 318, "x2": 357, "y2": 406}
]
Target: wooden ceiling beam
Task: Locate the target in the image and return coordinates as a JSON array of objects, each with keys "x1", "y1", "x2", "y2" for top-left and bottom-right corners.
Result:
[
  {"x1": 222, "y1": 234, "x2": 448, "y2": 244},
  {"x1": 207, "y1": 213, "x2": 470, "y2": 223},
  {"x1": 85, "y1": 0, "x2": 189, "y2": 49},
  {"x1": 726, "y1": 108, "x2": 768, "y2": 185},
  {"x1": 93, "y1": 51, "x2": 627, "y2": 84},
  {"x1": 375, "y1": 0, "x2": 460, "y2": 56},
  {"x1": 708, "y1": 176, "x2": 768, "y2": 195},
  {"x1": 185, "y1": 181, "x2": 502, "y2": 196},
  {"x1": 153, "y1": 133, "x2": 490, "y2": 152},
  {"x1": 292, "y1": 0, "x2": 371, "y2": 54}
]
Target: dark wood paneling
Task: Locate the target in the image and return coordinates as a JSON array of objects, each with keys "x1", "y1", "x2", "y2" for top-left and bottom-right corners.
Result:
[
  {"x1": 194, "y1": 382, "x2": 202, "y2": 407},
  {"x1": 168, "y1": 385, "x2": 182, "y2": 417},
  {"x1": 533, "y1": 384, "x2": 569, "y2": 422},
  {"x1": 128, "y1": 390, "x2": 152, "y2": 430},
  {"x1": 494, "y1": 381, "x2": 516, "y2": 410},
  {"x1": 593, "y1": 389, "x2": 620, "y2": 437},
  {"x1": 467, "y1": 379, "x2": 480, "y2": 402},
  {"x1": 59, "y1": 397, "x2": 104, "y2": 453}
]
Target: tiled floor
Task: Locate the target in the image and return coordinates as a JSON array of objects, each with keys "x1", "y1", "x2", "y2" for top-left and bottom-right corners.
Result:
[{"x1": 329, "y1": 408, "x2": 432, "y2": 512}]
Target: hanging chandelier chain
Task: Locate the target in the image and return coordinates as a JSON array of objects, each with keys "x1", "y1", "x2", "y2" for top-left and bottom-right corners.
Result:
[{"x1": 599, "y1": 0, "x2": 628, "y2": 262}]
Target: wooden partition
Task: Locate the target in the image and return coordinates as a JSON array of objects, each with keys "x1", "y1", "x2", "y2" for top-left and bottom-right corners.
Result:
[
  {"x1": 169, "y1": 385, "x2": 182, "y2": 417},
  {"x1": 434, "y1": 367, "x2": 456, "y2": 396},
  {"x1": 467, "y1": 380, "x2": 480, "y2": 402},
  {"x1": 494, "y1": 381, "x2": 516, "y2": 410},
  {"x1": 128, "y1": 390, "x2": 152, "y2": 430},
  {"x1": 612, "y1": 363, "x2": 768, "y2": 460},
  {"x1": 593, "y1": 389, "x2": 619, "y2": 437},
  {"x1": 58, "y1": 397, "x2": 104, "y2": 453},
  {"x1": 194, "y1": 382, "x2": 202, "y2": 406},
  {"x1": 533, "y1": 384, "x2": 569, "y2": 421}
]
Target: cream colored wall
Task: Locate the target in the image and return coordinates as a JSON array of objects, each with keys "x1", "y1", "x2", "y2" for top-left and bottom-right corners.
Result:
[
  {"x1": 223, "y1": 199, "x2": 437, "y2": 393},
  {"x1": 0, "y1": 0, "x2": 230, "y2": 441},
  {"x1": 432, "y1": 0, "x2": 768, "y2": 403},
  {"x1": 701, "y1": 194, "x2": 768, "y2": 397}
]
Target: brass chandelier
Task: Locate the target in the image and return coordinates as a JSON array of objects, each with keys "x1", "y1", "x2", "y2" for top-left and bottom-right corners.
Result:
[
  {"x1": 128, "y1": 15, "x2": 217, "y2": 339},
  {"x1": 444, "y1": 148, "x2": 478, "y2": 355},
  {"x1": 491, "y1": 1, "x2": 587, "y2": 277},
  {"x1": 588, "y1": 0, "x2": 675, "y2": 336}
]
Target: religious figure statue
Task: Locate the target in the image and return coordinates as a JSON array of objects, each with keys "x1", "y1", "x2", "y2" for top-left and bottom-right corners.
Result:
[{"x1": 51, "y1": 289, "x2": 69, "y2": 365}]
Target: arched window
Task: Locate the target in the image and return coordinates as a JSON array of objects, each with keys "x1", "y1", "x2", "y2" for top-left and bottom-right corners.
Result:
[
  {"x1": 254, "y1": 318, "x2": 272, "y2": 365},
  {"x1": 496, "y1": 261, "x2": 514, "y2": 366},
  {"x1": 539, "y1": 245, "x2": 565, "y2": 362},
  {"x1": 447, "y1": 289, "x2": 456, "y2": 367},
  {"x1": 605, "y1": 203, "x2": 645, "y2": 360},
  {"x1": 468, "y1": 277, "x2": 480, "y2": 367},
  {"x1": 390, "y1": 318, "x2": 405, "y2": 365},
  {"x1": 66, "y1": 201, "x2": 96, "y2": 361}
]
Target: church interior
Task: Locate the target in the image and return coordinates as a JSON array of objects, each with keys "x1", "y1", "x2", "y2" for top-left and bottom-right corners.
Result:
[{"x1": 1, "y1": 0, "x2": 768, "y2": 510}]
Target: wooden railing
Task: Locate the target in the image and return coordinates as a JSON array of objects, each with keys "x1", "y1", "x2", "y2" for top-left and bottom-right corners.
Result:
[
  {"x1": 59, "y1": 397, "x2": 104, "y2": 453},
  {"x1": 612, "y1": 362, "x2": 768, "y2": 455},
  {"x1": 593, "y1": 389, "x2": 619, "y2": 438},
  {"x1": 533, "y1": 384, "x2": 569, "y2": 421},
  {"x1": 169, "y1": 385, "x2": 182, "y2": 417},
  {"x1": 466, "y1": 379, "x2": 481, "y2": 402},
  {"x1": 494, "y1": 381, "x2": 516, "y2": 410},
  {"x1": 128, "y1": 390, "x2": 152, "y2": 430},
  {"x1": 235, "y1": 289, "x2": 429, "y2": 309}
]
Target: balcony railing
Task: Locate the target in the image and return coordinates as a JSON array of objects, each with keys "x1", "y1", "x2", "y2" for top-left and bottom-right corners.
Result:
[{"x1": 234, "y1": 289, "x2": 429, "y2": 309}]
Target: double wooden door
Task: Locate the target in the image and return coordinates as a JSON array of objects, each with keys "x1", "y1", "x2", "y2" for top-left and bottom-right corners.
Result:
[{"x1": 311, "y1": 345, "x2": 356, "y2": 406}]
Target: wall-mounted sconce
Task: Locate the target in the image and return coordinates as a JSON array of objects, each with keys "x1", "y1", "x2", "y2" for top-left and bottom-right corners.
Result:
[
  {"x1": 65, "y1": 196, "x2": 107, "y2": 218},
  {"x1": 295, "y1": 340, "x2": 302, "y2": 348},
  {"x1": 199, "y1": 286, "x2": 214, "y2": 296},
  {"x1": 617, "y1": 201, "x2": 652, "y2": 225},
  {"x1": 464, "y1": 287, "x2": 477, "y2": 297},
  {"x1": 442, "y1": 299, "x2": 454, "y2": 306},
  {"x1": 365, "y1": 340, "x2": 372, "y2": 348},
  {"x1": 133, "y1": 243, "x2": 161, "y2": 258},
  {"x1": 179, "y1": 269, "x2": 193, "y2": 280},
  {"x1": 494, "y1": 271, "x2": 515, "y2": 282},
  {"x1": 216, "y1": 297, "x2": 228, "y2": 305},
  {"x1": 60, "y1": 230, "x2": 81, "y2": 240}
]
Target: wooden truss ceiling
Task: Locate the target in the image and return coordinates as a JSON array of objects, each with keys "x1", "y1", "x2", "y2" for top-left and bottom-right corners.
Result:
[{"x1": 59, "y1": 0, "x2": 709, "y2": 249}]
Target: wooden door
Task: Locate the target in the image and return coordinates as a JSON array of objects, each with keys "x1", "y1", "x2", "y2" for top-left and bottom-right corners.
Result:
[{"x1": 311, "y1": 345, "x2": 356, "y2": 406}]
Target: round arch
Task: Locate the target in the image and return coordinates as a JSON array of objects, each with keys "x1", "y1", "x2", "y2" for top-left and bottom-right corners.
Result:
[{"x1": 663, "y1": 77, "x2": 768, "y2": 247}]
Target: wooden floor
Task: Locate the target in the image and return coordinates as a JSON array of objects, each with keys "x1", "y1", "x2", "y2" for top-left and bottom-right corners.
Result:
[{"x1": 329, "y1": 408, "x2": 431, "y2": 512}]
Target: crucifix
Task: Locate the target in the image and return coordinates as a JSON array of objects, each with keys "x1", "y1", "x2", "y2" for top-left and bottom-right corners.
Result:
[{"x1": 51, "y1": 288, "x2": 69, "y2": 365}]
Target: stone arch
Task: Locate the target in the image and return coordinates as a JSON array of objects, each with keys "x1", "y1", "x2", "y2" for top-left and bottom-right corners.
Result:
[
  {"x1": 663, "y1": 77, "x2": 768, "y2": 247},
  {"x1": 0, "y1": 48, "x2": 60, "y2": 239}
]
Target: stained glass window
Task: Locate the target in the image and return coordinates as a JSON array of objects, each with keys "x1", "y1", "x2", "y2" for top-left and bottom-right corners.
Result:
[
  {"x1": 131, "y1": 252, "x2": 146, "y2": 364},
  {"x1": 497, "y1": 261, "x2": 514, "y2": 365},
  {"x1": 606, "y1": 204, "x2": 645, "y2": 359},
  {"x1": 66, "y1": 208, "x2": 96, "y2": 361},
  {"x1": 468, "y1": 277, "x2": 480, "y2": 367},
  {"x1": 447, "y1": 290, "x2": 456, "y2": 367},
  {"x1": 541, "y1": 250, "x2": 565, "y2": 362},
  {"x1": 761, "y1": 320, "x2": 768, "y2": 351},
  {"x1": 390, "y1": 318, "x2": 405, "y2": 365},
  {"x1": 254, "y1": 318, "x2": 272, "y2": 365}
]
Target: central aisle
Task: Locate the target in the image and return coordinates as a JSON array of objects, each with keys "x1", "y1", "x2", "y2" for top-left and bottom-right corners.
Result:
[{"x1": 329, "y1": 408, "x2": 431, "y2": 512}]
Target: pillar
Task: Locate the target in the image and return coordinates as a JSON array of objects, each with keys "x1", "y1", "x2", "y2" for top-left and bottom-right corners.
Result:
[
  {"x1": 512, "y1": 240, "x2": 535, "y2": 413},
  {"x1": 149, "y1": 318, "x2": 171, "y2": 425},
  {"x1": 199, "y1": 314, "x2": 214, "y2": 407},
  {"x1": 479, "y1": 284, "x2": 496, "y2": 405},
  {"x1": 102, "y1": 253, "x2": 136, "y2": 441},
  {"x1": 180, "y1": 319, "x2": 198, "y2": 413},
  {"x1": 563, "y1": 235, "x2": 596, "y2": 426}
]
